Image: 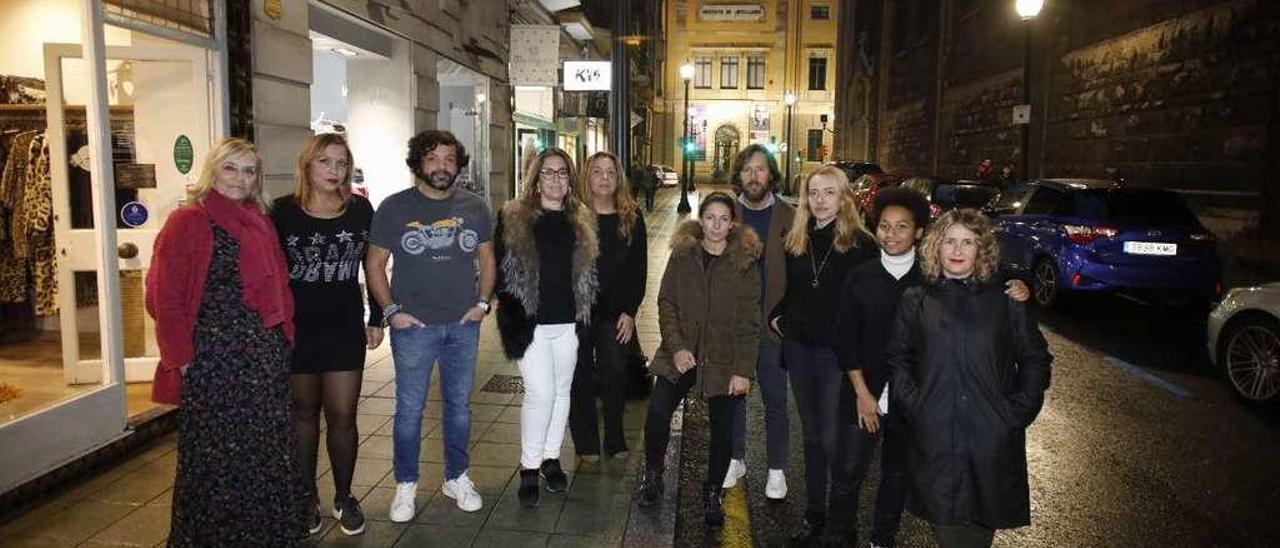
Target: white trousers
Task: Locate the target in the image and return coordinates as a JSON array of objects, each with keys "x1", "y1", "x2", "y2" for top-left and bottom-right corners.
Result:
[{"x1": 518, "y1": 323, "x2": 578, "y2": 469}]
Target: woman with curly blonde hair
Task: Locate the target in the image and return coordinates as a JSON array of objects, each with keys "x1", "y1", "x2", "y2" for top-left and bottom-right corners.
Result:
[
  {"x1": 767, "y1": 165, "x2": 877, "y2": 544},
  {"x1": 886, "y1": 209, "x2": 1053, "y2": 548}
]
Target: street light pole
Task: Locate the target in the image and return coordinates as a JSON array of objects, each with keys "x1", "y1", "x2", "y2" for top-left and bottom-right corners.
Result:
[
  {"x1": 1016, "y1": 0, "x2": 1043, "y2": 181},
  {"x1": 678, "y1": 62, "x2": 695, "y2": 214},
  {"x1": 783, "y1": 91, "x2": 797, "y2": 195}
]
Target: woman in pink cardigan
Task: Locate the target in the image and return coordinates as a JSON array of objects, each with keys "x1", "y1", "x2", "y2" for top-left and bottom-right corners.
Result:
[{"x1": 146, "y1": 137, "x2": 302, "y2": 546}]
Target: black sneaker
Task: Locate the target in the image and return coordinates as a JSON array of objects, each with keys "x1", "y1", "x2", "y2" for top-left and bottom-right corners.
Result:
[
  {"x1": 333, "y1": 495, "x2": 366, "y2": 536},
  {"x1": 518, "y1": 468, "x2": 541, "y2": 508},
  {"x1": 305, "y1": 502, "x2": 323, "y2": 536},
  {"x1": 540, "y1": 459, "x2": 568, "y2": 493},
  {"x1": 637, "y1": 467, "x2": 664, "y2": 508}
]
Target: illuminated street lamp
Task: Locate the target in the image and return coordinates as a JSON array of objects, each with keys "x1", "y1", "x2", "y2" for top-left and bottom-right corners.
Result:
[
  {"x1": 678, "y1": 62, "x2": 696, "y2": 214},
  {"x1": 783, "y1": 91, "x2": 798, "y2": 195},
  {"x1": 1016, "y1": 0, "x2": 1043, "y2": 180}
]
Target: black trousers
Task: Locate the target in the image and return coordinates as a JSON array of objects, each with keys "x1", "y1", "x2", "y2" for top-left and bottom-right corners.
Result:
[
  {"x1": 870, "y1": 410, "x2": 910, "y2": 547},
  {"x1": 569, "y1": 318, "x2": 630, "y2": 456},
  {"x1": 932, "y1": 522, "x2": 995, "y2": 548},
  {"x1": 643, "y1": 369, "x2": 739, "y2": 486},
  {"x1": 786, "y1": 339, "x2": 876, "y2": 538}
]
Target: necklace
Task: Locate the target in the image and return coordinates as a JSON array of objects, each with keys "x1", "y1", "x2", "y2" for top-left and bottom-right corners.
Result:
[{"x1": 808, "y1": 237, "x2": 835, "y2": 288}]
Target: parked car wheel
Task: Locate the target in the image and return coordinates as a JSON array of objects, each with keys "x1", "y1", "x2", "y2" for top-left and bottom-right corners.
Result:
[
  {"x1": 1219, "y1": 315, "x2": 1280, "y2": 405},
  {"x1": 1032, "y1": 258, "x2": 1060, "y2": 308}
]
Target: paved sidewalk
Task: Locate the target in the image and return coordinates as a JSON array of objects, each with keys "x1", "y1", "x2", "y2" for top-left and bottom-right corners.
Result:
[{"x1": 0, "y1": 188, "x2": 697, "y2": 548}]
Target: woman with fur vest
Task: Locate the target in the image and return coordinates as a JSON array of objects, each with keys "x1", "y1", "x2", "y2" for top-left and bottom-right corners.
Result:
[
  {"x1": 494, "y1": 148, "x2": 599, "y2": 508},
  {"x1": 636, "y1": 192, "x2": 761, "y2": 530}
]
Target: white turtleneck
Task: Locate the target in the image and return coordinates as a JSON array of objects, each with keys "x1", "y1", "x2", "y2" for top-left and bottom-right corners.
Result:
[{"x1": 881, "y1": 247, "x2": 916, "y2": 280}]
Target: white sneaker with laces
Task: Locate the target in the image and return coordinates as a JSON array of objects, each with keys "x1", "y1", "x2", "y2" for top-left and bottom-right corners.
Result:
[
  {"x1": 442, "y1": 471, "x2": 484, "y2": 512},
  {"x1": 722, "y1": 459, "x2": 746, "y2": 489},
  {"x1": 389, "y1": 482, "x2": 417, "y2": 523},
  {"x1": 765, "y1": 469, "x2": 788, "y2": 500}
]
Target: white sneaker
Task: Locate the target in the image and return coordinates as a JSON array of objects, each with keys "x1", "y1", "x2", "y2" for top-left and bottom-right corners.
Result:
[
  {"x1": 389, "y1": 482, "x2": 417, "y2": 523},
  {"x1": 722, "y1": 459, "x2": 746, "y2": 489},
  {"x1": 442, "y1": 471, "x2": 484, "y2": 512},
  {"x1": 765, "y1": 469, "x2": 788, "y2": 500}
]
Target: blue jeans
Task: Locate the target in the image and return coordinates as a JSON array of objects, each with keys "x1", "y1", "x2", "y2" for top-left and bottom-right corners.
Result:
[
  {"x1": 730, "y1": 335, "x2": 789, "y2": 469},
  {"x1": 390, "y1": 322, "x2": 479, "y2": 483}
]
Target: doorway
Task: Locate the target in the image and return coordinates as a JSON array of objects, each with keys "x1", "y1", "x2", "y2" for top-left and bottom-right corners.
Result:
[{"x1": 713, "y1": 124, "x2": 741, "y2": 182}]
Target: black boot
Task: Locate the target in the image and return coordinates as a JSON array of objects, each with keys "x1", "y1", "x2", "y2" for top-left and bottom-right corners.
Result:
[
  {"x1": 637, "y1": 466, "x2": 664, "y2": 507},
  {"x1": 790, "y1": 510, "x2": 826, "y2": 546},
  {"x1": 518, "y1": 468, "x2": 540, "y2": 508},
  {"x1": 703, "y1": 483, "x2": 725, "y2": 530},
  {"x1": 540, "y1": 458, "x2": 568, "y2": 493}
]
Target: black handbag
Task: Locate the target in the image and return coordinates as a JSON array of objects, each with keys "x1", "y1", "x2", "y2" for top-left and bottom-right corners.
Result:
[{"x1": 624, "y1": 336, "x2": 653, "y2": 400}]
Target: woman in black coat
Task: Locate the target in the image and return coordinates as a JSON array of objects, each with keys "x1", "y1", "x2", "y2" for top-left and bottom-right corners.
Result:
[{"x1": 886, "y1": 209, "x2": 1052, "y2": 548}]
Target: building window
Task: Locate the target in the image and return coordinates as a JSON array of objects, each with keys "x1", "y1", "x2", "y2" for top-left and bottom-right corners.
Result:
[
  {"x1": 807, "y1": 129, "x2": 823, "y2": 161},
  {"x1": 747, "y1": 56, "x2": 766, "y2": 89},
  {"x1": 892, "y1": 0, "x2": 910, "y2": 54},
  {"x1": 720, "y1": 56, "x2": 739, "y2": 89},
  {"x1": 808, "y1": 57, "x2": 827, "y2": 90},
  {"x1": 810, "y1": 5, "x2": 831, "y2": 20},
  {"x1": 695, "y1": 57, "x2": 713, "y2": 89}
]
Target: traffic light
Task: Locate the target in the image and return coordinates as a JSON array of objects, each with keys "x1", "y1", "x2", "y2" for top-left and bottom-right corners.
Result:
[{"x1": 684, "y1": 138, "x2": 696, "y2": 154}]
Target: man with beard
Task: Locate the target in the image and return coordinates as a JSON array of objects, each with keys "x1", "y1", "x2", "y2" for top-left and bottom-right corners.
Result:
[
  {"x1": 723, "y1": 144, "x2": 795, "y2": 500},
  {"x1": 366, "y1": 130, "x2": 496, "y2": 519}
]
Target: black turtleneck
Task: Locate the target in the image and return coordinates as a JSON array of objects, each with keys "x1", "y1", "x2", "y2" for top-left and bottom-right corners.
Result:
[
  {"x1": 535, "y1": 210, "x2": 576, "y2": 323},
  {"x1": 770, "y1": 219, "x2": 877, "y2": 347}
]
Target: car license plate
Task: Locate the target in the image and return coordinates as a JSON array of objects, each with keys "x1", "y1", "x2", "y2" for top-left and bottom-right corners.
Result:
[{"x1": 1123, "y1": 241, "x2": 1177, "y2": 256}]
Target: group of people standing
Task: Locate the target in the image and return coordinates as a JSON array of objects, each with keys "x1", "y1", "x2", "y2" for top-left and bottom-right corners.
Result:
[
  {"x1": 146, "y1": 127, "x2": 1051, "y2": 547},
  {"x1": 633, "y1": 144, "x2": 1052, "y2": 548},
  {"x1": 147, "y1": 130, "x2": 653, "y2": 544}
]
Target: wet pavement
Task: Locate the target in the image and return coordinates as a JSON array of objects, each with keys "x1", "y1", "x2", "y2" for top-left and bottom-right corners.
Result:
[{"x1": 684, "y1": 291, "x2": 1280, "y2": 546}]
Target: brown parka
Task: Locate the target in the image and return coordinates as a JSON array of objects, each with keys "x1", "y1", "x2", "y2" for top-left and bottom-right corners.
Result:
[{"x1": 648, "y1": 220, "x2": 763, "y2": 398}]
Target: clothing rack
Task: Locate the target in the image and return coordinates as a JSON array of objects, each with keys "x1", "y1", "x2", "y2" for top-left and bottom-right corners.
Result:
[{"x1": 0, "y1": 104, "x2": 134, "y2": 131}]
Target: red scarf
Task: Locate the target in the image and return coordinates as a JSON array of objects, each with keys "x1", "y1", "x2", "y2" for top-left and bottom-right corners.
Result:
[{"x1": 202, "y1": 189, "x2": 289, "y2": 332}]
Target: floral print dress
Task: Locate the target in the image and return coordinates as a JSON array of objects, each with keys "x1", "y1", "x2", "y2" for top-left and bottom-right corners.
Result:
[{"x1": 168, "y1": 227, "x2": 303, "y2": 547}]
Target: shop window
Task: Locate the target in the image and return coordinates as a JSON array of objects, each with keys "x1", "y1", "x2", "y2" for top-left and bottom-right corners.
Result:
[
  {"x1": 695, "y1": 58, "x2": 712, "y2": 89},
  {"x1": 105, "y1": 0, "x2": 214, "y2": 37},
  {"x1": 720, "y1": 56, "x2": 739, "y2": 89},
  {"x1": 811, "y1": 5, "x2": 831, "y2": 20},
  {"x1": 747, "y1": 56, "x2": 766, "y2": 90},
  {"x1": 808, "y1": 57, "x2": 827, "y2": 90},
  {"x1": 806, "y1": 129, "x2": 823, "y2": 161}
]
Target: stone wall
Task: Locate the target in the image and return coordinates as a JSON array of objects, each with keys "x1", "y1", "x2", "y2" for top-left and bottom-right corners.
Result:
[{"x1": 848, "y1": 0, "x2": 1280, "y2": 230}]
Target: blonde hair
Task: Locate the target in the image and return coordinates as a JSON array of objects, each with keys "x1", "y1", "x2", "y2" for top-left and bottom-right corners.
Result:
[
  {"x1": 580, "y1": 151, "x2": 639, "y2": 243},
  {"x1": 784, "y1": 165, "x2": 872, "y2": 256},
  {"x1": 188, "y1": 137, "x2": 269, "y2": 213},
  {"x1": 293, "y1": 133, "x2": 353, "y2": 207},
  {"x1": 919, "y1": 209, "x2": 1001, "y2": 282},
  {"x1": 521, "y1": 147, "x2": 586, "y2": 213}
]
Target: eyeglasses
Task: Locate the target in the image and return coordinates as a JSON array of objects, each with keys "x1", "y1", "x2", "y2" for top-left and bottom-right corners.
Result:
[
  {"x1": 315, "y1": 157, "x2": 350, "y2": 172},
  {"x1": 539, "y1": 168, "x2": 571, "y2": 179},
  {"x1": 220, "y1": 163, "x2": 258, "y2": 177}
]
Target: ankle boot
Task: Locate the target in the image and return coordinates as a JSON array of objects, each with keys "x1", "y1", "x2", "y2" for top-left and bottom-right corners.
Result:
[
  {"x1": 638, "y1": 466, "x2": 664, "y2": 507},
  {"x1": 518, "y1": 469, "x2": 540, "y2": 508},
  {"x1": 703, "y1": 483, "x2": 725, "y2": 529}
]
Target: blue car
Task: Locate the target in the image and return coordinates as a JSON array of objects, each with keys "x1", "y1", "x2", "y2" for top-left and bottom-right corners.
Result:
[{"x1": 988, "y1": 179, "x2": 1223, "y2": 308}]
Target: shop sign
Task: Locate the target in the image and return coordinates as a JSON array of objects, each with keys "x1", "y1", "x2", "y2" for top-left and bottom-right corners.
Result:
[
  {"x1": 698, "y1": 4, "x2": 765, "y2": 22},
  {"x1": 563, "y1": 61, "x2": 612, "y2": 91},
  {"x1": 510, "y1": 25, "x2": 561, "y2": 87},
  {"x1": 173, "y1": 135, "x2": 194, "y2": 174},
  {"x1": 114, "y1": 163, "x2": 157, "y2": 189},
  {"x1": 120, "y1": 201, "x2": 149, "y2": 228},
  {"x1": 264, "y1": 0, "x2": 283, "y2": 21}
]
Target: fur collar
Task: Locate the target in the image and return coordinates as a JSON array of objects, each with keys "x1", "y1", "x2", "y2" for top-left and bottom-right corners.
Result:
[
  {"x1": 499, "y1": 199, "x2": 600, "y2": 322},
  {"x1": 670, "y1": 220, "x2": 763, "y2": 271}
]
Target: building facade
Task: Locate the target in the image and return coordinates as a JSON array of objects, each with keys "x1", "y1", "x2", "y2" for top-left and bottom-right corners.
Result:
[
  {"x1": 0, "y1": 0, "x2": 514, "y2": 498},
  {"x1": 659, "y1": 0, "x2": 838, "y2": 188},
  {"x1": 835, "y1": 0, "x2": 1280, "y2": 234}
]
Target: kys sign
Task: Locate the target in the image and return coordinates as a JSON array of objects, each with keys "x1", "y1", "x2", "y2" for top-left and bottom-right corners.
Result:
[
  {"x1": 563, "y1": 61, "x2": 612, "y2": 91},
  {"x1": 698, "y1": 4, "x2": 765, "y2": 22}
]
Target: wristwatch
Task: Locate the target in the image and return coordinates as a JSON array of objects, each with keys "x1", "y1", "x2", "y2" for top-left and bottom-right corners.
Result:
[
  {"x1": 475, "y1": 300, "x2": 491, "y2": 315},
  {"x1": 381, "y1": 303, "x2": 404, "y2": 326}
]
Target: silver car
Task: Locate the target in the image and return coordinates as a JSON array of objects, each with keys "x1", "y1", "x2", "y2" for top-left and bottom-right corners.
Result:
[{"x1": 1207, "y1": 282, "x2": 1280, "y2": 404}]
